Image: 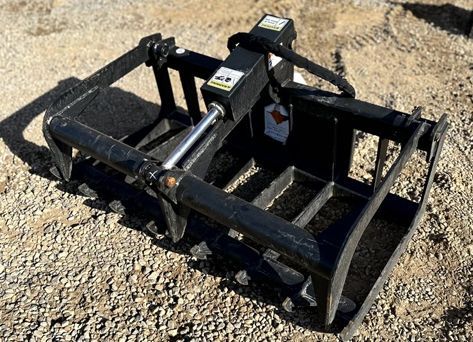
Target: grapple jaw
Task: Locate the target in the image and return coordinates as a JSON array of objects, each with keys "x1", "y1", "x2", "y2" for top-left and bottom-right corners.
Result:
[{"x1": 43, "y1": 15, "x2": 448, "y2": 340}]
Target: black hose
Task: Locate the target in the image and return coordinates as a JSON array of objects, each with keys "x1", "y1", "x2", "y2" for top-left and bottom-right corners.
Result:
[{"x1": 228, "y1": 32, "x2": 356, "y2": 98}]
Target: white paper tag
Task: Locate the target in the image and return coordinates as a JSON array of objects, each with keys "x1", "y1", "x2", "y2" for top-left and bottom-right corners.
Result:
[
  {"x1": 264, "y1": 103, "x2": 290, "y2": 143},
  {"x1": 207, "y1": 67, "x2": 244, "y2": 91},
  {"x1": 258, "y1": 15, "x2": 289, "y2": 31},
  {"x1": 293, "y1": 71, "x2": 307, "y2": 85},
  {"x1": 268, "y1": 52, "x2": 282, "y2": 70}
]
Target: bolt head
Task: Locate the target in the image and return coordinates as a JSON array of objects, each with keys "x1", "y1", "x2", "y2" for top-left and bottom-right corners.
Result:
[{"x1": 164, "y1": 176, "x2": 177, "y2": 188}]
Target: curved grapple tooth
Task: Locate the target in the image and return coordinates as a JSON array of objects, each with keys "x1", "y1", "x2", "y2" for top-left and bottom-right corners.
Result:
[
  {"x1": 78, "y1": 183, "x2": 98, "y2": 198},
  {"x1": 262, "y1": 248, "x2": 280, "y2": 260},
  {"x1": 145, "y1": 220, "x2": 159, "y2": 235},
  {"x1": 285, "y1": 277, "x2": 357, "y2": 315},
  {"x1": 49, "y1": 166, "x2": 62, "y2": 180},
  {"x1": 124, "y1": 175, "x2": 137, "y2": 184},
  {"x1": 109, "y1": 200, "x2": 126, "y2": 214},
  {"x1": 282, "y1": 297, "x2": 295, "y2": 312},
  {"x1": 235, "y1": 270, "x2": 250, "y2": 285},
  {"x1": 227, "y1": 229, "x2": 239, "y2": 238},
  {"x1": 190, "y1": 241, "x2": 212, "y2": 260}
]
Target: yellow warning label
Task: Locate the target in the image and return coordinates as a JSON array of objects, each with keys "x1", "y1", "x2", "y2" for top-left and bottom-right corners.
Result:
[
  {"x1": 207, "y1": 67, "x2": 244, "y2": 92},
  {"x1": 259, "y1": 22, "x2": 282, "y2": 31},
  {"x1": 207, "y1": 80, "x2": 232, "y2": 91},
  {"x1": 258, "y1": 15, "x2": 289, "y2": 31}
]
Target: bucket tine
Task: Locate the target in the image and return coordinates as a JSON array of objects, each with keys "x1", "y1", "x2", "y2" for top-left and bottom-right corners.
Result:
[
  {"x1": 246, "y1": 166, "x2": 295, "y2": 263},
  {"x1": 222, "y1": 158, "x2": 255, "y2": 191},
  {"x1": 251, "y1": 166, "x2": 294, "y2": 208},
  {"x1": 292, "y1": 181, "x2": 334, "y2": 228}
]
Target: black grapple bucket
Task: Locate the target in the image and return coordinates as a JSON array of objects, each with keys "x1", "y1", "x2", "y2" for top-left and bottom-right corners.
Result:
[{"x1": 43, "y1": 15, "x2": 448, "y2": 340}]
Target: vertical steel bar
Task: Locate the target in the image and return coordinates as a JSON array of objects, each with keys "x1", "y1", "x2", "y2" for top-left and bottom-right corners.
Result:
[
  {"x1": 330, "y1": 117, "x2": 338, "y2": 181},
  {"x1": 179, "y1": 70, "x2": 202, "y2": 124},
  {"x1": 153, "y1": 65, "x2": 176, "y2": 116},
  {"x1": 373, "y1": 137, "x2": 389, "y2": 192}
]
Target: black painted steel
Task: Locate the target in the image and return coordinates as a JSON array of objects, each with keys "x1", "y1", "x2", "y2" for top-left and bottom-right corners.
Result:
[{"x1": 42, "y1": 14, "x2": 448, "y2": 341}]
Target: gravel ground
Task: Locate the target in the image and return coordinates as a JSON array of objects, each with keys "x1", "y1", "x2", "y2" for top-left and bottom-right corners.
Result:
[{"x1": 0, "y1": 0, "x2": 472, "y2": 341}]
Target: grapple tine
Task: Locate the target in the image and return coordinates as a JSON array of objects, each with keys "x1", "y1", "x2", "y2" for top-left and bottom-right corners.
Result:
[
  {"x1": 292, "y1": 181, "x2": 334, "y2": 228},
  {"x1": 251, "y1": 166, "x2": 294, "y2": 208},
  {"x1": 222, "y1": 158, "x2": 255, "y2": 191}
]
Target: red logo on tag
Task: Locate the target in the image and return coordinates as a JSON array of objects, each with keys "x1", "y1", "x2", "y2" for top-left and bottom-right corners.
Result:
[{"x1": 270, "y1": 109, "x2": 288, "y2": 124}]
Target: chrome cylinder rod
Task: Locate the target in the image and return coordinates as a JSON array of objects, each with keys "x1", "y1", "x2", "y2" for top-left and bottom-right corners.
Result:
[{"x1": 161, "y1": 102, "x2": 225, "y2": 169}]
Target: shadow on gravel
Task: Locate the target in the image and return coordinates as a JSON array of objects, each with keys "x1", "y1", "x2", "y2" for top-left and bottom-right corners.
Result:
[
  {"x1": 0, "y1": 78, "x2": 160, "y2": 178},
  {"x1": 440, "y1": 285, "x2": 473, "y2": 338},
  {"x1": 397, "y1": 2, "x2": 473, "y2": 37},
  {"x1": 0, "y1": 78, "x2": 79, "y2": 179}
]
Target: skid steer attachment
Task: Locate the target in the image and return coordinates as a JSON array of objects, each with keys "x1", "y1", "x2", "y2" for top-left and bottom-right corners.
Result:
[{"x1": 43, "y1": 15, "x2": 447, "y2": 339}]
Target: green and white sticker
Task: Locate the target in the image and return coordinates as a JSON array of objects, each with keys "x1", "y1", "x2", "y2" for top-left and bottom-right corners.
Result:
[
  {"x1": 207, "y1": 67, "x2": 244, "y2": 91},
  {"x1": 258, "y1": 15, "x2": 289, "y2": 31}
]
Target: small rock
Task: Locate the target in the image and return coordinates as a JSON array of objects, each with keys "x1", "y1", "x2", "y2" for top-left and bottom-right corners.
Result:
[
  {"x1": 274, "y1": 323, "x2": 284, "y2": 332},
  {"x1": 148, "y1": 272, "x2": 159, "y2": 282}
]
